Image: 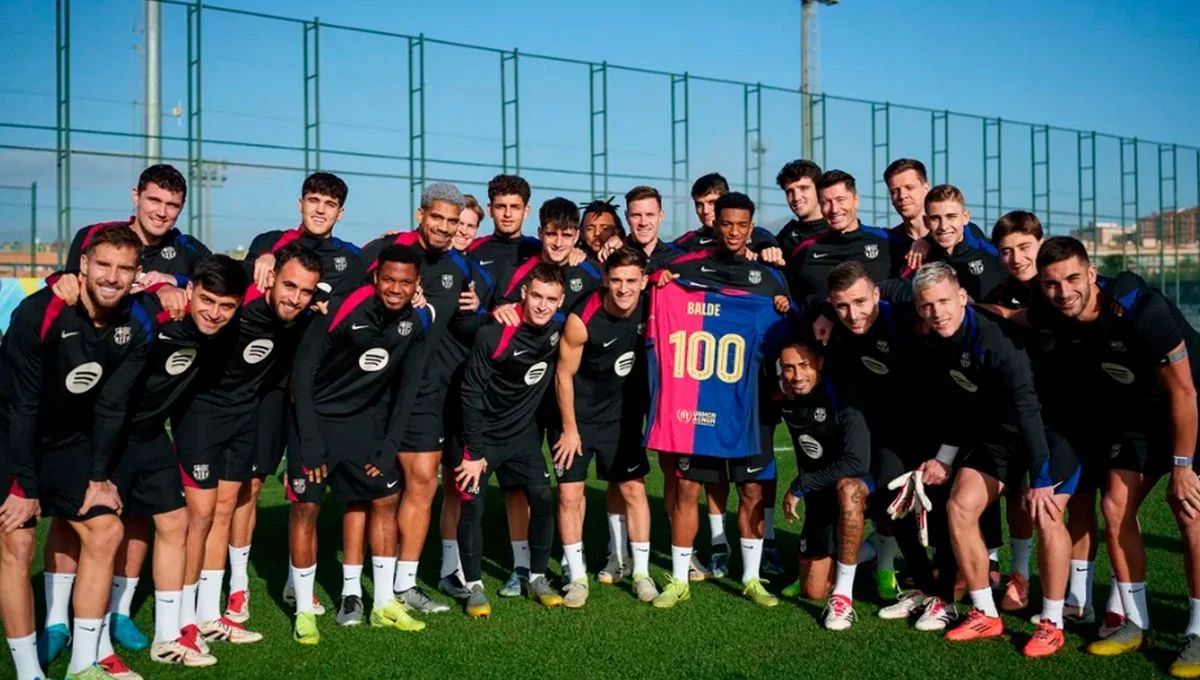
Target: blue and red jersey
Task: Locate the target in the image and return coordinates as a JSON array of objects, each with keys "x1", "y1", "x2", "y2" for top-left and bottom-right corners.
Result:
[{"x1": 644, "y1": 279, "x2": 787, "y2": 458}]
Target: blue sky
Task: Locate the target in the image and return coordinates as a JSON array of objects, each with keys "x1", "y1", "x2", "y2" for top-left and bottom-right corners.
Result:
[{"x1": 0, "y1": 0, "x2": 1198, "y2": 250}]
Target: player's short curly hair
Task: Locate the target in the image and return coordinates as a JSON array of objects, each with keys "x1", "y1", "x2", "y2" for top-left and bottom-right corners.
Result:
[
  {"x1": 302, "y1": 172, "x2": 349, "y2": 206},
  {"x1": 776, "y1": 159, "x2": 822, "y2": 189},
  {"x1": 138, "y1": 164, "x2": 188, "y2": 200},
  {"x1": 539, "y1": 197, "x2": 580, "y2": 232},
  {"x1": 714, "y1": 192, "x2": 755, "y2": 221},
  {"x1": 487, "y1": 174, "x2": 531, "y2": 204}
]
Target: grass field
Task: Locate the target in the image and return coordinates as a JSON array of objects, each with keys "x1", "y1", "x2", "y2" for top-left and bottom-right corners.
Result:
[{"x1": 22, "y1": 430, "x2": 1190, "y2": 679}]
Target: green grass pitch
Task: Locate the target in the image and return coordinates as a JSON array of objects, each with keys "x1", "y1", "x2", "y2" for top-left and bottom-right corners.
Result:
[{"x1": 21, "y1": 429, "x2": 1190, "y2": 679}]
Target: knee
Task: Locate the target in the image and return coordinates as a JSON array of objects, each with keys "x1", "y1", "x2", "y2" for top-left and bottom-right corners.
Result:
[
  {"x1": 87, "y1": 516, "x2": 126, "y2": 548},
  {"x1": 290, "y1": 503, "x2": 320, "y2": 526},
  {"x1": 154, "y1": 509, "x2": 189, "y2": 544},
  {"x1": 676, "y1": 480, "x2": 701, "y2": 504},
  {"x1": 404, "y1": 470, "x2": 439, "y2": 500},
  {"x1": 559, "y1": 484, "x2": 585, "y2": 509},
  {"x1": 2, "y1": 530, "x2": 36, "y2": 565},
  {"x1": 837, "y1": 479, "x2": 864, "y2": 511},
  {"x1": 618, "y1": 480, "x2": 645, "y2": 505},
  {"x1": 526, "y1": 485, "x2": 553, "y2": 515}
]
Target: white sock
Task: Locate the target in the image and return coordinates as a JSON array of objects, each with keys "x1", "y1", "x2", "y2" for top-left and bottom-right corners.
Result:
[
  {"x1": 1010, "y1": 537, "x2": 1033, "y2": 579},
  {"x1": 1041, "y1": 598, "x2": 1065, "y2": 628},
  {"x1": 671, "y1": 545, "x2": 692, "y2": 582},
  {"x1": 764, "y1": 508, "x2": 776, "y2": 542},
  {"x1": 1067, "y1": 559, "x2": 1093, "y2": 608},
  {"x1": 740, "y1": 538, "x2": 763, "y2": 583},
  {"x1": 180, "y1": 582, "x2": 198, "y2": 629},
  {"x1": 607, "y1": 513, "x2": 629, "y2": 562},
  {"x1": 875, "y1": 533, "x2": 898, "y2": 572},
  {"x1": 466, "y1": 579, "x2": 483, "y2": 590},
  {"x1": 196, "y1": 569, "x2": 224, "y2": 623},
  {"x1": 511, "y1": 541, "x2": 531, "y2": 571},
  {"x1": 6, "y1": 632, "x2": 43, "y2": 680},
  {"x1": 440, "y1": 540, "x2": 462, "y2": 579},
  {"x1": 833, "y1": 561, "x2": 857, "y2": 599},
  {"x1": 153, "y1": 590, "x2": 182, "y2": 644},
  {"x1": 96, "y1": 611, "x2": 114, "y2": 661},
  {"x1": 631, "y1": 541, "x2": 651, "y2": 577},
  {"x1": 987, "y1": 547, "x2": 1000, "y2": 563},
  {"x1": 292, "y1": 564, "x2": 316, "y2": 614},
  {"x1": 286, "y1": 560, "x2": 295, "y2": 590},
  {"x1": 342, "y1": 563, "x2": 363, "y2": 599},
  {"x1": 109, "y1": 576, "x2": 138, "y2": 618},
  {"x1": 395, "y1": 560, "x2": 418, "y2": 592},
  {"x1": 1188, "y1": 598, "x2": 1200, "y2": 637},
  {"x1": 1107, "y1": 582, "x2": 1125, "y2": 616},
  {"x1": 564, "y1": 542, "x2": 586, "y2": 582},
  {"x1": 44, "y1": 572, "x2": 75, "y2": 629},
  {"x1": 67, "y1": 617, "x2": 102, "y2": 674},
  {"x1": 708, "y1": 514, "x2": 727, "y2": 549},
  {"x1": 371, "y1": 557, "x2": 397, "y2": 609},
  {"x1": 228, "y1": 545, "x2": 251, "y2": 594},
  {"x1": 1118, "y1": 581, "x2": 1150, "y2": 629},
  {"x1": 970, "y1": 587, "x2": 999, "y2": 617}
]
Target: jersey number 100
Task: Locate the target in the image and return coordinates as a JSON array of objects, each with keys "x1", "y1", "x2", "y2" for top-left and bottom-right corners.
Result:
[{"x1": 667, "y1": 330, "x2": 746, "y2": 383}]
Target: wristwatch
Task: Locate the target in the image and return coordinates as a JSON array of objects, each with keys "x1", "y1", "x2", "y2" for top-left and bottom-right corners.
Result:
[{"x1": 1173, "y1": 455, "x2": 1194, "y2": 468}]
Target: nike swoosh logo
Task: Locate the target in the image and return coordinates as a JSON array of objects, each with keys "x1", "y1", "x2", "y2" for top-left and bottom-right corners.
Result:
[
  {"x1": 158, "y1": 332, "x2": 174, "y2": 341},
  {"x1": 700, "y1": 266, "x2": 718, "y2": 273},
  {"x1": 79, "y1": 626, "x2": 97, "y2": 632},
  {"x1": 479, "y1": 260, "x2": 494, "y2": 266},
  {"x1": 603, "y1": 338, "x2": 617, "y2": 348},
  {"x1": 746, "y1": 467, "x2": 763, "y2": 474},
  {"x1": 698, "y1": 238, "x2": 713, "y2": 244},
  {"x1": 351, "y1": 323, "x2": 370, "y2": 330},
  {"x1": 387, "y1": 480, "x2": 398, "y2": 489},
  {"x1": 544, "y1": 471, "x2": 550, "y2": 478},
  {"x1": 626, "y1": 465, "x2": 640, "y2": 473},
  {"x1": 1074, "y1": 567, "x2": 1089, "y2": 572},
  {"x1": 812, "y1": 252, "x2": 831, "y2": 259},
  {"x1": 514, "y1": 349, "x2": 530, "y2": 356},
  {"x1": 61, "y1": 330, "x2": 79, "y2": 338}
]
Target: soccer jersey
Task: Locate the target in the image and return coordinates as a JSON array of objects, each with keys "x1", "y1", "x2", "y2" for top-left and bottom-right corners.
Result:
[
  {"x1": 911, "y1": 305, "x2": 1049, "y2": 478},
  {"x1": 460, "y1": 312, "x2": 565, "y2": 457},
  {"x1": 291, "y1": 285, "x2": 431, "y2": 469},
  {"x1": 570, "y1": 291, "x2": 649, "y2": 425},
  {"x1": 1026, "y1": 271, "x2": 1200, "y2": 439},
  {"x1": 673, "y1": 225, "x2": 778, "y2": 253},
  {"x1": 786, "y1": 223, "x2": 907, "y2": 305},
  {"x1": 357, "y1": 231, "x2": 494, "y2": 402},
  {"x1": 128, "y1": 296, "x2": 226, "y2": 430},
  {"x1": 498, "y1": 256, "x2": 602, "y2": 314},
  {"x1": 468, "y1": 232, "x2": 544, "y2": 285},
  {"x1": 246, "y1": 226, "x2": 362, "y2": 297},
  {"x1": 0, "y1": 288, "x2": 153, "y2": 496},
  {"x1": 179, "y1": 286, "x2": 311, "y2": 412},
  {"x1": 924, "y1": 229, "x2": 1006, "y2": 302},
  {"x1": 56, "y1": 219, "x2": 211, "y2": 285},
  {"x1": 644, "y1": 279, "x2": 787, "y2": 458},
  {"x1": 769, "y1": 379, "x2": 871, "y2": 497},
  {"x1": 776, "y1": 217, "x2": 827, "y2": 259}
]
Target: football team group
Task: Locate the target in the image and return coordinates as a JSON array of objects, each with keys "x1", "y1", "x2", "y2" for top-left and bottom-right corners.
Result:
[{"x1": 1, "y1": 154, "x2": 1199, "y2": 680}]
